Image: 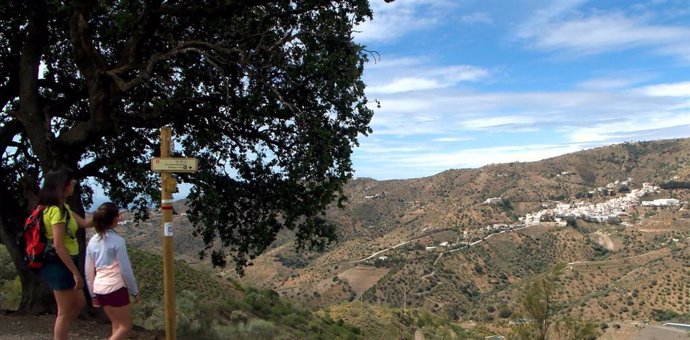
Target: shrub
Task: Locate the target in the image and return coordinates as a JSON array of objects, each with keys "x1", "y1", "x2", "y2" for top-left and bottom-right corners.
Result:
[
  {"x1": 499, "y1": 308, "x2": 512, "y2": 318},
  {"x1": 651, "y1": 309, "x2": 679, "y2": 321},
  {"x1": 474, "y1": 264, "x2": 484, "y2": 274},
  {"x1": 0, "y1": 276, "x2": 21, "y2": 310}
]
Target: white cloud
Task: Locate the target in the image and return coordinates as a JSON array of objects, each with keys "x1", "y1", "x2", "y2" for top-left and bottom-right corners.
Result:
[
  {"x1": 578, "y1": 75, "x2": 652, "y2": 90},
  {"x1": 365, "y1": 83, "x2": 688, "y2": 140},
  {"x1": 462, "y1": 115, "x2": 537, "y2": 130},
  {"x1": 568, "y1": 112, "x2": 690, "y2": 143},
  {"x1": 355, "y1": 0, "x2": 456, "y2": 43},
  {"x1": 350, "y1": 1, "x2": 690, "y2": 180},
  {"x1": 365, "y1": 59, "x2": 490, "y2": 94},
  {"x1": 460, "y1": 12, "x2": 493, "y2": 25},
  {"x1": 516, "y1": 6, "x2": 690, "y2": 62},
  {"x1": 642, "y1": 81, "x2": 690, "y2": 97},
  {"x1": 396, "y1": 144, "x2": 585, "y2": 168},
  {"x1": 355, "y1": 143, "x2": 587, "y2": 179},
  {"x1": 368, "y1": 78, "x2": 443, "y2": 94},
  {"x1": 365, "y1": 56, "x2": 428, "y2": 70},
  {"x1": 432, "y1": 137, "x2": 475, "y2": 143}
]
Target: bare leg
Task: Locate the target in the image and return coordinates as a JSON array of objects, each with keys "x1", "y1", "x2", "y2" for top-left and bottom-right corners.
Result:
[
  {"x1": 53, "y1": 289, "x2": 86, "y2": 340},
  {"x1": 103, "y1": 303, "x2": 133, "y2": 340}
]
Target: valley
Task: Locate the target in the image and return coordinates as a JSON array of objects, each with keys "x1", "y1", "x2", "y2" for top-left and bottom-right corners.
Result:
[{"x1": 113, "y1": 138, "x2": 690, "y2": 337}]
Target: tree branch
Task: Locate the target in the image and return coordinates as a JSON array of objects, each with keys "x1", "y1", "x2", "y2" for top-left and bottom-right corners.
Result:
[
  {"x1": 158, "y1": 0, "x2": 279, "y2": 17},
  {"x1": 0, "y1": 120, "x2": 23, "y2": 156},
  {"x1": 107, "y1": 41, "x2": 244, "y2": 93},
  {"x1": 54, "y1": 1, "x2": 120, "y2": 150},
  {"x1": 15, "y1": 0, "x2": 52, "y2": 168},
  {"x1": 78, "y1": 157, "x2": 113, "y2": 178},
  {"x1": 69, "y1": 0, "x2": 105, "y2": 82},
  {"x1": 110, "y1": 0, "x2": 163, "y2": 76}
]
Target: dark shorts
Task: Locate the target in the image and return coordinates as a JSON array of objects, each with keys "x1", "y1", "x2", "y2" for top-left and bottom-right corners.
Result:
[
  {"x1": 96, "y1": 287, "x2": 130, "y2": 307},
  {"x1": 41, "y1": 256, "x2": 79, "y2": 291}
]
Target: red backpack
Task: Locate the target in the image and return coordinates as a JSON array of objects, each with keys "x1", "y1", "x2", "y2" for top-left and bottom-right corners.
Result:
[
  {"x1": 20, "y1": 205, "x2": 50, "y2": 269},
  {"x1": 19, "y1": 205, "x2": 72, "y2": 270}
]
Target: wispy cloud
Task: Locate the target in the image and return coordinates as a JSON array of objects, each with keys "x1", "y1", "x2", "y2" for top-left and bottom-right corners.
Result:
[
  {"x1": 432, "y1": 136, "x2": 475, "y2": 143},
  {"x1": 354, "y1": 142, "x2": 588, "y2": 179},
  {"x1": 577, "y1": 74, "x2": 653, "y2": 90},
  {"x1": 350, "y1": 1, "x2": 690, "y2": 180},
  {"x1": 460, "y1": 12, "x2": 493, "y2": 25},
  {"x1": 516, "y1": 5, "x2": 690, "y2": 62},
  {"x1": 462, "y1": 115, "x2": 537, "y2": 130},
  {"x1": 642, "y1": 81, "x2": 690, "y2": 97},
  {"x1": 368, "y1": 78, "x2": 442, "y2": 94},
  {"x1": 366, "y1": 83, "x2": 688, "y2": 141},
  {"x1": 365, "y1": 58, "x2": 490, "y2": 94},
  {"x1": 355, "y1": 0, "x2": 456, "y2": 43},
  {"x1": 568, "y1": 113, "x2": 690, "y2": 143}
]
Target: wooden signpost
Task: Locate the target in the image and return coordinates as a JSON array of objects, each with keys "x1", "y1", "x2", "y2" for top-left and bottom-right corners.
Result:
[{"x1": 151, "y1": 127, "x2": 197, "y2": 340}]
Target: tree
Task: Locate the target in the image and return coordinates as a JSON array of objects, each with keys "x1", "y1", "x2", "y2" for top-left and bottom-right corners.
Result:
[
  {"x1": 511, "y1": 263, "x2": 598, "y2": 340},
  {"x1": 0, "y1": 0, "x2": 383, "y2": 314},
  {"x1": 511, "y1": 264, "x2": 563, "y2": 340}
]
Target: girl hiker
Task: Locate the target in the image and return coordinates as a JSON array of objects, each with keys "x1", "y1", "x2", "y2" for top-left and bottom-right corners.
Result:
[
  {"x1": 38, "y1": 167, "x2": 93, "y2": 340},
  {"x1": 85, "y1": 202, "x2": 139, "y2": 340}
]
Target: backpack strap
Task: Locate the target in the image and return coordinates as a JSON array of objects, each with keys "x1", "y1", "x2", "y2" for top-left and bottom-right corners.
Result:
[
  {"x1": 62, "y1": 207, "x2": 76, "y2": 240},
  {"x1": 42, "y1": 205, "x2": 76, "y2": 241}
]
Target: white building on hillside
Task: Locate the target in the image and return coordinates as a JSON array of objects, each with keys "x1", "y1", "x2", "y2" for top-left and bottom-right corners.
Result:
[
  {"x1": 642, "y1": 199, "x2": 680, "y2": 207},
  {"x1": 484, "y1": 197, "x2": 502, "y2": 205}
]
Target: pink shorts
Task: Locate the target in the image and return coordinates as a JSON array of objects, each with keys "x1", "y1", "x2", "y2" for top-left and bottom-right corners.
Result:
[{"x1": 96, "y1": 287, "x2": 130, "y2": 307}]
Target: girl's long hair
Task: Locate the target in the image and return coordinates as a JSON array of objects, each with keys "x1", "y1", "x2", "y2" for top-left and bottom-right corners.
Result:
[
  {"x1": 93, "y1": 202, "x2": 119, "y2": 239},
  {"x1": 38, "y1": 167, "x2": 75, "y2": 207}
]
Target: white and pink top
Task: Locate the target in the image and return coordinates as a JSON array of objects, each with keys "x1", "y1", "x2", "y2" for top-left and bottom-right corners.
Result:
[{"x1": 85, "y1": 229, "x2": 139, "y2": 297}]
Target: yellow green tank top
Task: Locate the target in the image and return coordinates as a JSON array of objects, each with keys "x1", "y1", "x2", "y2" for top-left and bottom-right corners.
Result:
[{"x1": 43, "y1": 204, "x2": 79, "y2": 256}]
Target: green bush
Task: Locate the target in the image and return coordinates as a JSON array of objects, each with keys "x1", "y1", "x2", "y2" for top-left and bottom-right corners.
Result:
[
  {"x1": 0, "y1": 276, "x2": 21, "y2": 310},
  {"x1": 499, "y1": 308, "x2": 512, "y2": 318},
  {"x1": 651, "y1": 309, "x2": 679, "y2": 321}
]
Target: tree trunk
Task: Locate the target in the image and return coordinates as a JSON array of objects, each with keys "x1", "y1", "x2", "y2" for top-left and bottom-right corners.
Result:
[
  {"x1": 0, "y1": 173, "x2": 89, "y2": 315},
  {"x1": 0, "y1": 205, "x2": 55, "y2": 315},
  {"x1": 18, "y1": 268, "x2": 56, "y2": 314}
]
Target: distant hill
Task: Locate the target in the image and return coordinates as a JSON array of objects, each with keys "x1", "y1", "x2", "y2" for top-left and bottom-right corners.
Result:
[
  {"x1": 123, "y1": 138, "x2": 690, "y2": 333},
  {"x1": 233, "y1": 138, "x2": 690, "y2": 327}
]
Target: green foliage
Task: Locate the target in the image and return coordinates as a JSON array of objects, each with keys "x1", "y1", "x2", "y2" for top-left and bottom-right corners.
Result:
[
  {"x1": 0, "y1": 1, "x2": 377, "y2": 302},
  {"x1": 659, "y1": 181, "x2": 690, "y2": 189},
  {"x1": 129, "y1": 248, "x2": 360, "y2": 339},
  {"x1": 0, "y1": 276, "x2": 21, "y2": 310},
  {"x1": 274, "y1": 253, "x2": 311, "y2": 269},
  {"x1": 591, "y1": 243, "x2": 610, "y2": 260},
  {"x1": 650, "y1": 309, "x2": 680, "y2": 322},
  {"x1": 0, "y1": 246, "x2": 20, "y2": 310},
  {"x1": 0, "y1": 246, "x2": 16, "y2": 281},
  {"x1": 512, "y1": 263, "x2": 564, "y2": 340},
  {"x1": 474, "y1": 264, "x2": 484, "y2": 274},
  {"x1": 498, "y1": 199, "x2": 513, "y2": 210}
]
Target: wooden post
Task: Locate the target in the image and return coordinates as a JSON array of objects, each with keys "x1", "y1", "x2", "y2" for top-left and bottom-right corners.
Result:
[
  {"x1": 150, "y1": 127, "x2": 197, "y2": 340},
  {"x1": 160, "y1": 127, "x2": 176, "y2": 340}
]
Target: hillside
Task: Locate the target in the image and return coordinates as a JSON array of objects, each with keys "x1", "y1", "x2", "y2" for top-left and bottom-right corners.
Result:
[
  {"x1": 0, "y1": 243, "x2": 484, "y2": 339},
  {"x1": 54, "y1": 138, "x2": 690, "y2": 336},
  {"x1": 230, "y1": 138, "x2": 690, "y2": 331}
]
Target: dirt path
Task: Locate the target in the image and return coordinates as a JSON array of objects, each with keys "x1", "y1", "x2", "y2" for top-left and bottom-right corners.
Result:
[
  {"x1": 601, "y1": 323, "x2": 690, "y2": 340},
  {"x1": 353, "y1": 241, "x2": 410, "y2": 263},
  {"x1": 0, "y1": 312, "x2": 164, "y2": 340}
]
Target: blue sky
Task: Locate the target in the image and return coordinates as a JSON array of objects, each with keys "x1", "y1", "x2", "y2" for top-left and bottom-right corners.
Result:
[
  {"x1": 88, "y1": 0, "x2": 689, "y2": 209},
  {"x1": 351, "y1": 0, "x2": 690, "y2": 179}
]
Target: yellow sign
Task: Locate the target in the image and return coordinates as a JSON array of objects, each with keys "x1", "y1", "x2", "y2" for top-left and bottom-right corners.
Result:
[{"x1": 151, "y1": 157, "x2": 198, "y2": 173}]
